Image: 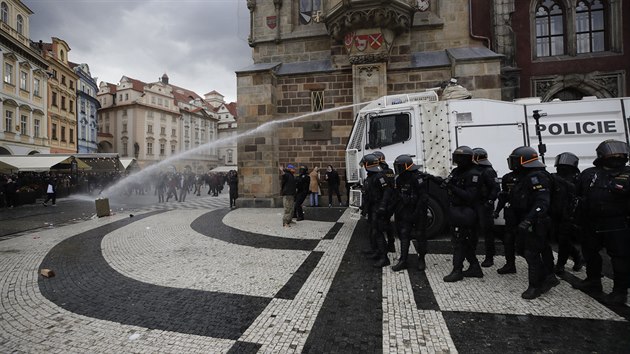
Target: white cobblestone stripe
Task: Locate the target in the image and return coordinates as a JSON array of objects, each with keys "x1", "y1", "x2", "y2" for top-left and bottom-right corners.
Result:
[
  {"x1": 102, "y1": 209, "x2": 311, "y2": 298},
  {"x1": 222, "y1": 208, "x2": 334, "y2": 239},
  {"x1": 383, "y1": 249, "x2": 458, "y2": 354},
  {"x1": 0, "y1": 211, "x2": 235, "y2": 353},
  {"x1": 425, "y1": 254, "x2": 626, "y2": 321},
  {"x1": 566, "y1": 259, "x2": 630, "y2": 307},
  {"x1": 237, "y1": 207, "x2": 357, "y2": 352}
]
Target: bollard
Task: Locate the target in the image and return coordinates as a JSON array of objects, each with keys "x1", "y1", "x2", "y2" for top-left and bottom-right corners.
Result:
[{"x1": 95, "y1": 198, "x2": 111, "y2": 217}]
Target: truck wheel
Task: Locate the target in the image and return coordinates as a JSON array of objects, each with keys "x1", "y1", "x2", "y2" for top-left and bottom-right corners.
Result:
[{"x1": 426, "y1": 197, "x2": 445, "y2": 239}]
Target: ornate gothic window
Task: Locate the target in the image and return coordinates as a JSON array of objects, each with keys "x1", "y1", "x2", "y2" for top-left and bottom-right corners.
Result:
[
  {"x1": 535, "y1": 0, "x2": 565, "y2": 57},
  {"x1": 576, "y1": 0, "x2": 606, "y2": 53},
  {"x1": 299, "y1": 0, "x2": 322, "y2": 25}
]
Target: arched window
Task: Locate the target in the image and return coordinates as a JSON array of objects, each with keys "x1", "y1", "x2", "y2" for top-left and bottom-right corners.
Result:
[
  {"x1": 16, "y1": 14, "x2": 23, "y2": 34},
  {"x1": 0, "y1": 2, "x2": 8, "y2": 24},
  {"x1": 299, "y1": 0, "x2": 322, "y2": 25},
  {"x1": 535, "y1": 0, "x2": 565, "y2": 57},
  {"x1": 576, "y1": 0, "x2": 606, "y2": 53}
]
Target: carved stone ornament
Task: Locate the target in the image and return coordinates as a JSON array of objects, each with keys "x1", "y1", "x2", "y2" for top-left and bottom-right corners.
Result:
[
  {"x1": 358, "y1": 65, "x2": 380, "y2": 77},
  {"x1": 325, "y1": 5, "x2": 414, "y2": 41}
]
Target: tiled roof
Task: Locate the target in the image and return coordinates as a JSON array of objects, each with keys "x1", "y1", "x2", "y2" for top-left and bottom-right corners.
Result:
[
  {"x1": 170, "y1": 84, "x2": 203, "y2": 104},
  {"x1": 204, "y1": 90, "x2": 223, "y2": 97},
  {"x1": 122, "y1": 76, "x2": 148, "y2": 92},
  {"x1": 226, "y1": 102, "x2": 238, "y2": 118}
]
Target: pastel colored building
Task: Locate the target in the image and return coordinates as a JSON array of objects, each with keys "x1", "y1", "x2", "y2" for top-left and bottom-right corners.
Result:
[{"x1": 71, "y1": 62, "x2": 100, "y2": 153}]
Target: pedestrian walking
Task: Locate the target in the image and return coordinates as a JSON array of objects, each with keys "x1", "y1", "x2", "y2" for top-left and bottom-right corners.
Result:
[
  {"x1": 281, "y1": 164, "x2": 297, "y2": 227},
  {"x1": 294, "y1": 165, "x2": 310, "y2": 220},
  {"x1": 325, "y1": 165, "x2": 343, "y2": 207},
  {"x1": 228, "y1": 170, "x2": 239, "y2": 209},
  {"x1": 42, "y1": 176, "x2": 57, "y2": 207},
  {"x1": 5, "y1": 176, "x2": 17, "y2": 208},
  {"x1": 309, "y1": 166, "x2": 320, "y2": 207}
]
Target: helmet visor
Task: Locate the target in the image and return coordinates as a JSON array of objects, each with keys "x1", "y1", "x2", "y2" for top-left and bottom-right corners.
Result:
[
  {"x1": 554, "y1": 153, "x2": 578, "y2": 168},
  {"x1": 598, "y1": 141, "x2": 630, "y2": 157}
]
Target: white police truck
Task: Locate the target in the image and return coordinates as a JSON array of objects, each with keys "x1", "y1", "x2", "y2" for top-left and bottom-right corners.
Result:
[{"x1": 345, "y1": 92, "x2": 630, "y2": 238}]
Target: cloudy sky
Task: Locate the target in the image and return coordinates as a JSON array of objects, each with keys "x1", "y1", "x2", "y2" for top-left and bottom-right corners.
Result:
[{"x1": 25, "y1": 0, "x2": 253, "y2": 103}]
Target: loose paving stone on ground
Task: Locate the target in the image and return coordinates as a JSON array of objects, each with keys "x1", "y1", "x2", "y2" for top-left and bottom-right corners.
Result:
[{"x1": 0, "y1": 193, "x2": 628, "y2": 353}]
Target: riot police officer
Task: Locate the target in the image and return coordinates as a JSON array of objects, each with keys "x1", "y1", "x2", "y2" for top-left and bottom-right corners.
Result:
[
  {"x1": 373, "y1": 150, "x2": 397, "y2": 253},
  {"x1": 473, "y1": 148, "x2": 500, "y2": 268},
  {"x1": 551, "y1": 152, "x2": 583, "y2": 274},
  {"x1": 362, "y1": 154, "x2": 394, "y2": 268},
  {"x1": 440, "y1": 146, "x2": 484, "y2": 282},
  {"x1": 294, "y1": 165, "x2": 311, "y2": 221},
  {"x1": 494, "y1": 171, "x2": 520, "y2": 274},
  {"x1": 574, "y1": 140, "x2": 630, "y2": 306},
  {"x1": 507, "y1": 146, "x2": 558, "y2": 299},
  {"x1": 391, "y1": 154, "x2": 430, "y2": 271}
]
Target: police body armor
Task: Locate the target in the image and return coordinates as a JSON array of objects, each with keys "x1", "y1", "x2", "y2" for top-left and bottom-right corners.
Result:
[
  {"x1": 496, "y1": 172, "x2": 519, "y2": 227},
  {"x1": 446, "y1": 166, "x2": 481, "y2": 228},
  {"x1": 395, "y1": 170, "x2": 429, "y2": 225},
  {"x1": 578, "y1": 166, "x2": 630, "y2": 230},
  {"x1": 510, "y1": 169, "x2": 552, "y2": 227}
]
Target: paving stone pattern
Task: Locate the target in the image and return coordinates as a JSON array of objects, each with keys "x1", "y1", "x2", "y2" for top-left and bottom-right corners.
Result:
[{"x1": 0, "y1": 193, "x2": 628, "y2": 353}]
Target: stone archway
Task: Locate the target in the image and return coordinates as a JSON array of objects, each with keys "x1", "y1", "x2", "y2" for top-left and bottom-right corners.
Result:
[
  {"x1": 98, "y1": 141, "x2": 114, "y2": 153},
  {"x1": 28, "y1": 150, "x2": 40, "y2": 155},
  {"x1": 541, "y1": 74, "x2": 614, "y2": 102},
  {"x1": 0, "y1": 146, "x2": 12, "y2": 155}
]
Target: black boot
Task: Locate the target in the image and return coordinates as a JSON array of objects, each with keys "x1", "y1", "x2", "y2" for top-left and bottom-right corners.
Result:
[
  {"x1": 373, "y1": 257, "x2": 391, "y2": 268},
  {"x1": 391, "y1": 259, "x2": 408, "y2": 272},
  {"x1": 443, "y1": 269, "x2": 464, "y2": 282},
  {"x1": 417, "y1": 254, "x2": 426, "y2": 271},
  {"x1": 571, "y1": 257, "x2": 584, "y2": 272},
  {"x1": 554, "y1": 264, "x2": 565, "y2": 275},
  {"x1": 481, "y1": 256, "x2": 494, "y2": 268},
  {"x1": 387, "y1": 241, "x2": 396, "y2": 253},
  {"x1": 602, "y1": 291, "x2": 628, "y2": 306},
  {"x1": 497, "y1": 262, "x2": 516, "y2": 274},
  {"x1": 463, "y1": 263, "x2": 484, "y2": 278},
  {"x1": 540, "y1": 274, "x2": 560, "y2": 294},
  {"x1": 521, "y1": 286, "x2": 541, "y2": 300},
  {"x1": 573, "y1": 277, "x2": 603, "y2": 292}
]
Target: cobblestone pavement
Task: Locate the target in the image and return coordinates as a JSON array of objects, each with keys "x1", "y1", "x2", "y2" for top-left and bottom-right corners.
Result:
[{"x1": 1, "y1": 193, "x2": 628, "y2": 353}]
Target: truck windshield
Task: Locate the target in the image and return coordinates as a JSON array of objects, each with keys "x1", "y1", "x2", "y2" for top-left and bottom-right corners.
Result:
[{"x1": 368, "y1": 113, "x2": 410, "y2": 148}]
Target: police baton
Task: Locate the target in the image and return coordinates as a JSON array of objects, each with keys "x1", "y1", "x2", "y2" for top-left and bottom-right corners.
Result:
[{"x1": 533, "y1": 110, "x2": 547, "y2": 164}]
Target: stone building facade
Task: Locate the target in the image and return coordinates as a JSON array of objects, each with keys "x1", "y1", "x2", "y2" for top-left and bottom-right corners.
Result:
[
  {"x1": 0, "y1": 0, "x2": 49, "y2": 155},
  {"x1": 236, "y1": 0, "x2": 503, "y2": 206}
]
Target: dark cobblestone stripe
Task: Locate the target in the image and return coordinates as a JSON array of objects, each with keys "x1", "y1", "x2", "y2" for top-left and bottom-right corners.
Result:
[
  {"x1": 303, "y1": 219, "x2": 383, "y2": 353},
  {"x1": 407, "y1": 241, "x2": 440, "y2": 311},
  {"x1": 323, "y1": 222, "x2": 343, "y2": 240},
  {"x1": 227, "y1": 341, "x2": 261, "y2": 354},
  {"x1": 443, "y1": 311, "x2": 630, "y2": 353},
  {"x1": 38, "y1": 211, "x2": 271, "y2": 340},
  {"x1": 191, "y1": 209, "x2": 319, "y2": 251},
  {"x1": 275, "y1": 251, "x2": 324, "y2": 300},
  {"x1": 303, "y1": 207, "x2": 348, "y2": 222}
]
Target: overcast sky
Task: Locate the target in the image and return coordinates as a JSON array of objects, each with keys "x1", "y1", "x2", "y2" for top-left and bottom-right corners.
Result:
[{"x1": 25, "y1": 0, "x2": 253, "y2": 103}]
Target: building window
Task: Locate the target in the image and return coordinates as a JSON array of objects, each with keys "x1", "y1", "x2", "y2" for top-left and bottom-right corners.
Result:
[
  {"x1": 61, "y1": 75, "x2": 66, "y2": 85},
  {"x1": 147, "y1": 124, "x2": 153, "y2": 133},
  {"x1": 61, "y1": 126, "x2": 66, "y2": 141},
  {"x1": 122, "y1": 142, "x2": 128, "y2": 156},
  {"x1": 576, "y1": 0, "x2": 606, "y2": 53},
  {"x1": 171, "y1": 144, "x2": 175, "y2": 155},
  {"x1": 299, "y1": 0, "x2": 322, "y2": 25},
  {"x1": 151, "y1": 96, "x2": 156, "y2": 104},
  {"x1": 69, "y1": 80, "x2": 74, "y2": 89},
  {"x1": 0, "y1": 2, "x2": 7, "y2": 24},
  {"x1": 4, "y1": 63, "x2": 13, "y2": 84},
  {"x1": 33, "y1": 78, "x2": 40, "y2": 96},
  {"x1": 34, "y1": 119, "x2": 40, "y2": 137},
  {"x1": 51, "y1": 69, "x2": 57, "y2": 79},
  {"x1": 125, "y1": 93, "x2": 129, "y2": 100},
  {"x1": 158, "y1": 97, "x2": 163, "y2": 106},
  {"x1": 122, "y1": 123, "x2": 127, "y2": 132},
  {"x1": 227, "y1": 149, "x2": 233, "y2": 163},
  {"x1": 69, "y1": 128, "x2": 74, "y2": 143},
  {"x1": 52, "y1": 123, "x2": 57, "y2": 140},
  {"x1": 161, "y1": 126, "x2": 166, "y2": 135},
  {"x1": 147, "y1": 142, "x2": 153, "y2": 155},
  {"x1": 171, "y1": 128, "x2": 176, "y2": 136},
  {"x1": 52, "y1": 92, "x2": 58, "y2": 106},
  {"x1": 122, "y1": 109, "x2": 127, "y2": 116},
  {"x1": 160, "y1": 143, "x2": 165, "y2": 155},
  {"x1": 61, "y1": 96, "x2": 66, "y2": 110},
  {"x1": 4, "y1": 110, "x2": 12, "y2": 132},
  {"x1": 535, "y1": 0, "x2": 565, "y2": 57},
  {"x1": 105, "y1": 125, "x2": 110, "y2": 134},
  {"x1": 69, "y1": 100, "x2": 74, "y2": 113},
  {"x1": 20, "y1": 115, "x2": 27, "y2": 134},
  {"x1": 20, "y1": 71, "x2": 27, "y2": 91},
  {"x1": 16, "y1": 14, "x2": 23, "y2": 34},
  {"x1": 311, "y1": 90, "x2": 324, "y2": 111},
  {"x1": 148, "y1": 111, "x2": 153, "y2": 118},
  {"x1": 81, "y1": 101, "x2": 86, "y2": 113}
]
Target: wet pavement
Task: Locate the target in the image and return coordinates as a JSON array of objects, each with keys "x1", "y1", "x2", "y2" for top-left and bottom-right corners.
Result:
[{"x1": 0, "y1": 191, "x2": 628, "y2": 353}]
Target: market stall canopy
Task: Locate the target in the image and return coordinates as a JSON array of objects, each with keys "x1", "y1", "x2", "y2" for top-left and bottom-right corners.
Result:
[
  {"x1": 73, "y1": 153, "x2": 124, "y2": 172},
  {"x1": 209, "y1": 166, "x2": 238, "y2": 173},
  {"x1": 119, "y1": 157, "x2": 139, "y2": 170},
  {"x1": 0, "y1": 155, "x2": 91, "y2": 172},
  {"x1": 0, "y1": 159, "x2": 18, "y2": 173}
]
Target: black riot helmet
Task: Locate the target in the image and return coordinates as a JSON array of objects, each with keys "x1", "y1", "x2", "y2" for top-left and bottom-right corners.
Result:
[
  {"x1": 554, "y1": 152, "x2": 579, "y2": 168},
  {"x1": 452, "y1": 146, "x2": 474, "y2": 167},
  {"x1": 393, "y1": 154, "x2": 420, "y2": 175},
  {"x1": 363, "y1": 154, "x2": 383, "y2": 173},
  {"x1": 299, "y1": 165, "x2": 309, "y2": 175},
  {"x1": 373, "y1": 151, "x2": 386, "y2": 163},
  {"x1": 507, "y1": 146, "x2": 545, "y2": 171},
  {"x1": 593, "y1": 139, "x2": 629, "y2": 167},
  {"x1": 473, "y1": 147, "x2": 492, "y2": 166}
]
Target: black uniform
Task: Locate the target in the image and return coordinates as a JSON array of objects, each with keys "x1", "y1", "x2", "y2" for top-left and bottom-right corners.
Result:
[
  {"x1": 392, "y1": 170, "x2": 429, "y2": 271},
  {"x1": 477, "y1": 165, "x2": 500, "y2": 266},
  {"x1": 576, "y1": 165, "x2": 630, "y2": 300},
  {"x1": 443, "y1": 164, "x2": 483, "y2": 281},
  {"x1": 227, "y1": 171, "x2": 239, "y2": 209},
  {"x1": 380, "y1": 161, "x2": 397, "y2": 252},
  {"x1": 294, "y1": 169, "x2": 310, "y2": 220},
  {"x1": 510, "y1": 169, "x2": 556, "y2": 296},
  {"x1": 494, "y1": 171, "x2": 520, "y2": 274},
  {"x1": 550, "y1": 171, "x2": 583, "y2": 273},
  {"x1": 363, "y1": 170, "x2": 394, "y2": 267}
]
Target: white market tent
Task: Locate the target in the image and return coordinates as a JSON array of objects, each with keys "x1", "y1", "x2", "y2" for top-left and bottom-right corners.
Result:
[
  {"x1": 209, "y1": 166, "x2": 237, "y2": 173},
  {"x1": 0, "y1": 155, "x2": 91, "y2": 173},
  {"x1": 119, "y1": 157, "x2": 137, "y2": 170}
]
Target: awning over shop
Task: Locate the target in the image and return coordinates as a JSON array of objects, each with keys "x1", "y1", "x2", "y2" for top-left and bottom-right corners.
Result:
[
  {"x1": 209, "y1": 165, "x2": 237, "y2": 173},
  {"x1": 0, "y1": 159, "x2": 18, "y2": 173},
  {"x1": 73, "y1": 153, "x2": 124, "y2": 172},
  {"x1": 0, "y1": 155, "x2": 91, "y2": 172},
  {"x1": 119, "y1": 157, "x2": 138, "y2": 170}
]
